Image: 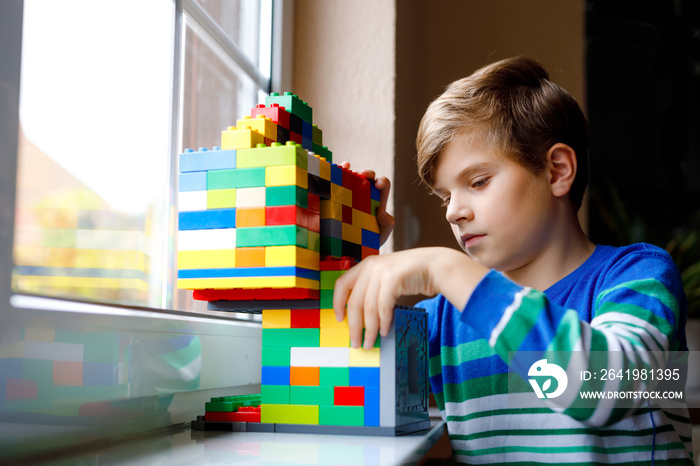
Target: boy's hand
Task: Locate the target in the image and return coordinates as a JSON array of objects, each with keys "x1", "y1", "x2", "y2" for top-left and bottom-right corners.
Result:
[
  {"x1": 339, "y1": 161, "x2": 395, "y2": 246},
  {"x1": 333, "y1": 247, "x2": 489, "y2": 349}
]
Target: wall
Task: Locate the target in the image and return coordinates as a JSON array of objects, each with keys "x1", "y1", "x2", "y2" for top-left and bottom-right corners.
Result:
[{"x1": 292, "y1": 0, "x2": 397, "y2": 251}]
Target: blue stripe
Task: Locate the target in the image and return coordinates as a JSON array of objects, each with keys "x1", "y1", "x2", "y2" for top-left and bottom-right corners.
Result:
[
  {"x1": 179, "y1": 148, "x2": 236, "y2": 173},
  {"x1": 177, "y1": 266, "x2": 319, "y2": 280},
  {"x1": 440, "y1": 354, "x2": 508, "y2": 385},
  {"x1": 516, "y1": 297, "x2": 567, "y2": 352},
  {"x1": 462, "y1": 270, "x2": 523, "y2": 337},
  {"x1": 179, "y1": 171, "x2": 207, "y2": 192}
]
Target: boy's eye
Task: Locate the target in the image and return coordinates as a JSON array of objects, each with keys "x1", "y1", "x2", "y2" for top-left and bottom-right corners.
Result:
[{"x1": 471, "y1": 177, "x2": 490, "y2": 189}]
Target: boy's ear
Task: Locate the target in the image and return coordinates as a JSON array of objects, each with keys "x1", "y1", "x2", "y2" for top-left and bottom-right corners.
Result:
[{"x1": 547, "y1": 143, "x2": 577, "y2": 198}]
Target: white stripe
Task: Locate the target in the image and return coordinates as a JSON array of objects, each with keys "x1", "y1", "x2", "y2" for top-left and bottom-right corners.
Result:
[
  {"x1": 489, "y1": 287, "x2": 531, "y2": 346},
  {"x1": 591, "y1": 312, "x2": 669, "y2": 352},
  {"x1": 290, "y1": 347, "x2": 349, "y2": 367},
  {"x1": 178, "y1": 228, "x2": 236, "y2": 251}
]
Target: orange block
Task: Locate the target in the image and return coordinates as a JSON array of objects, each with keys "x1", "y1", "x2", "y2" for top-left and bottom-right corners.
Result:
[
  {"x1": 53, "y1": 361, "x2": 83, "y2": 386},
  {"x1": 290, "y1": 366, "x2": 320, "y2": 386},
  {"x1": 236, "y1": 207, "x2": 266, "y2": 227},
  {"x1": 362, "y1": 246, "x2": 379, "y2": 260},
  {"x1": 236, "y1": 247, "x2": 266, "y2": 267}
]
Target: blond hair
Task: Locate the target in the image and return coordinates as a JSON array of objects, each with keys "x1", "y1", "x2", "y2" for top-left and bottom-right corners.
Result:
[{"x1": 416, "y1": 56, "x2": 589, "y2": 211}]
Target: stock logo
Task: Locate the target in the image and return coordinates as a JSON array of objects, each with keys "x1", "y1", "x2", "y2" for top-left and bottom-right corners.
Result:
[{"x1": 528, "y1": 359, "x2": 568, "y2": 399}]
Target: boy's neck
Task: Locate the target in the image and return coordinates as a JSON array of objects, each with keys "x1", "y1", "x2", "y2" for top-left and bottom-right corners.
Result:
[{"x1": 503, "y1": 214, "x2": 595, "y2": 292}]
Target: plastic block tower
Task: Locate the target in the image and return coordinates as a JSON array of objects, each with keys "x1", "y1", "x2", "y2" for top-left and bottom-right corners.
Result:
[{"x1": 179, "y1": 93, "x2": 429, "y2": 435}]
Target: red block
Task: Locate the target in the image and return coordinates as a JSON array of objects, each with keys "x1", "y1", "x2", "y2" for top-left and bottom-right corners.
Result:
[
  {"x1": 353, "y1": 193, "x2": 371, "y2": 213},
  {"x1": 266, "y1": 205, "x2": 309, "y2": 228},
  {"x1": 362, "y1": 246, "x2": 379, "y2": 260},
  {"x1": 291, "y1": 309, "x2": 321, "y2": 328},
  {"x1": 320, "y1": 257, "x2": 357, "y2": 271},
  {"x1": 308, "y1": 211, "x2": 320, "y2": 233},
  {"x1": 193, "y1": 288, "x2": 320, "y2": 301},
  {"x1": 251, "y1": 103, "x2": 290, "y2": 129},
  {"x1": 289, "y1": 131, "x2": 302, "y2": 144},
  {"x1": 342, "y1": 205, "x2": 353, "y2": 224},
  {"x1": 334, "y1": 386, "x2": 364, "y2": 406},
  {"x1": 205, "y1": 407, "x2": 261, "y2": 423},
  {"x1": 308, "y1": 193, "x2": 320, "y2": 213}
]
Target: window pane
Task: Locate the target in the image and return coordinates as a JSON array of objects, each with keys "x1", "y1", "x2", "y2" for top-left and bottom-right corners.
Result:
[
  {"x1": 193, "y1": 0, "x2": 262, "y2": 69},
  {"x1": 13, "y1": 0, "x2": 174, "y2": 308}
]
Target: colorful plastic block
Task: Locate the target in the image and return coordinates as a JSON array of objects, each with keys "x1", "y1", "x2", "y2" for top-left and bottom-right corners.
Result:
[
  {"x1": 178, "y1": 249, "x2": 236, "y2": 270},
  {"x1": 320, "y1": 406, "x2": 363, "y2": 426},
  {"x1": 266, "y1": 92, "x2": 313, "y2": 122},
  {"x1": 334, "y1": 386, "x2": 364, "y2": 406},
  {"x1": 221, "y1": 126, "x2": 265, "y2": 150},
  {"x1": 290, "y1": 309, "x2": 320, "y2": 328},
  {"x1": 208, "y1": 167, "x2": 265, "y2": 190},
  {"x1": 178, "y1": 229, "x2": 236, "y2": 251},
  {"x1": 251, "y1": 103, "x2": 290, "y2": 129},
  {"x1": 235, "y1": 247, "x2": 266, "y2": 267},
  {"x1": 262, "y1": 328, "x2": 320, "y2": 347},
  {"x1": 290, "y1": 366, "x2": 320, "y2": 386},
  {"x1": 180, "y1": 147, "x2": 237, "y2": 173},
  {"x1": 290, "y1": 347, "x2": 350, "y2": 367},
  {"x1": 265, "y1": 165, "x2": 308, "y2": 189},
  {"x1": 237, "y1": 115, "x2": 277, "y2": 140},
  {"x1": 261, "y1": 404, "x2": 318, "y2": 425},
  {"x1": 236, "y1": 225, "x2": 308, "y2": 248},
  {"x1": 207, "y1": 188, "x2": 236, "y2": 209},
  {"x1": 237, "y1": 141, "x2": 308, "y2": 169},
  {"x1": 179, "y1": 209, "x2": 236, "y2": 230}
]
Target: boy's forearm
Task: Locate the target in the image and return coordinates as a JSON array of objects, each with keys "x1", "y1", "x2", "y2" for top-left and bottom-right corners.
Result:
[{"x1": 427, "y1": 247, "x2": 489, "y2": 311}]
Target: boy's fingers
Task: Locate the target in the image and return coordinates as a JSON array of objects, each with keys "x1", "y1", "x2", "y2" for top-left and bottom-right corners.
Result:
[
  {"x1": 377, "y1": 280, "x2": 397, "y2": 337},
  {"x1": 333, "y1": 265, "x2": 359, "y2": 322},
  {"x1": 358, "y1": 169, "x2": 377, "y2": 181},
  {"x1": 378, "y1": 176, "x2": 391, "y2": 207},
  {"x1": 362, "y1": 275, "x2": 381, "y2": 350},
  {"x1": 346, "y1": 273, "x2": 368, "y2": 348}
]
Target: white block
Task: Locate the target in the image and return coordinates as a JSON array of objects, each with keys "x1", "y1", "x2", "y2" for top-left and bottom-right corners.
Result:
[
  {"x1": 307, "y1": 153, "x2": 320, "y2": 177},
  {"x1": 178, "y1": 190, "x2": 208, "y2": 212},
  {"x1": 290, "y1": 347, "x2": 349, "y2": 367},
  {"x1": 235, "y1": 187, "x2": 266, "y2": 208},
  {"x1": 178, "y1": 228, "x2": 236, "y2": 251}
]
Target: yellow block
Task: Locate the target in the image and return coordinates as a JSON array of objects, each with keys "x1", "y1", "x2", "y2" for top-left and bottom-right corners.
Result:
[
  {"x1": 320, "y1": 309, "x2": 348, "y2": 328},
  {"x1": 318, "y1": 157, "x2": 331, "y2": 180},
  {"x1": 177, "y1": 276, "x2": 319, "y2": 290},
  {"x1": 265, "y1": 165, "x2": 308, "y2": 189},
  {"x1": 177, "y1": 249, "x2": 236, "y2": 269},
  {"x1": 320, "y1": 327, "x2": 350, "y2": 347},
  {"x1": 352, "y1": 209, "x2": 380, "y2": 233},
  {"x1": 320, "y1": 200, "x2": 342, "y2": 221},
  {"x1": 308, "y1": 230, "x2": 320, "y2": 253},
  {"x1": 221, "y1": 126, "x2": 264, "y2": 150},
  {"x1": 330, "y1": 183, "x2": 352, "y2": 207},
  {"x1": 265, "y1": 246, "x2": 319, "y2": 270},
  {"x1": 342, "y1": 223, "x2": 362, "y2": 245},
  {"x1": 208, "y1": 188, "x2": 236, "y2": 209},
  {"x1": 261, "y1": 404, "x2": 319, "y2": 425},
  {"x1": 349, "y1": 347, "x2": 380, "y2": 367},
  {"x1": 262, "y1": 309, "x2": 291, "y2": 328},
  {"x1": 237, "y1": 115, "x2": 277, "y2": 140}
]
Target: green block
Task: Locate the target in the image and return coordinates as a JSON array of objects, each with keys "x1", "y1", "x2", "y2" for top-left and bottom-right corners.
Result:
[
  {"x1": 266, "y1": 185, "x2": 308, "y2": 208},
  {"x1": 207, "y1": 188, "x2": 236, "y2": 209},
  {"x1": 266, "y1": 92, "x2": 313, "y2": 123},
  {"x1": 321, "y1": 236, "x2": 342, "y2": 257},
  {"x1": 263, "y1": 328, "x2": 320, "y2": 347},
  {"x1": 371, "y1": 199, "x2": 380, "y2": 216},
  {"x1": 262, "y1": 385, "x2": 289, "y2": 404},
  {"x1": 320, "y1": 289, "x2": 334, "y2": 309},
  {"x1": 308, "y1": 230, "x2": 321, "y2": 253},
  {"x1": 237, "y1": 143, "x2": 308, "y2": 170},
  {"x1": 237, "y1": 225, "x2": 309, "y2": 248},
  {"x1": 321, "y1": 146, "x2": 333, "y2": 163},
  {"x1": 312, "y1": 125, "x2": 322, "y2": 145},
  {"x1": 208, "y1": 167, "x2": 265, "y2": 189},
  {"x1": 319, "y1": 405, "x2": 364, "y2": 426},
  {"x1": 312, "y1": 142, "x2": 323, "y2": 156},
  {"x1": 225, "y1": 393, "x2": 261, "y2": 408},
  {"x1": 320, "y1": 367, "x2": 349, "y2": 387},
  {"x1": 205, "y1": 401, "x2": 233, "y2": 412},
  {"x1": 320, "y1": 270, "x2": 344, "y2": 290},
  {"x1": 261, "y1": 404, "x2": 319, "y2": 425},
  {"x1": 262, "y1": 347, "x2": 290, "y2": 366},
  {"x1": 290, "y1": 386, "x2": 334, "y2": 406}
]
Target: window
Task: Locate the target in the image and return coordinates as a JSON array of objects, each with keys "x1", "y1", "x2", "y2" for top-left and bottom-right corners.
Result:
[{"x1": 12, "y1": 0, "x2": 276, "y2": 312}]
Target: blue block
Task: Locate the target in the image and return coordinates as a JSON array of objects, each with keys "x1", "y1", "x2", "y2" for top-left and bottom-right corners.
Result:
[
  {"x1": 364, "y1": 386, "x2": 380, "y2": 426},
  {"x1": 179, "y1": 172, "x2": 207, "y2": 192},
  {"x1": 178, "y1": 209, "x2": 236, "y2": 230},
  {"x1": 361, "y1": 229, "x2": 380, "y2": 249},
  {"x1": 331, "y1": 163, "x2": 342, "y2": 185},
  {"x1": 302, "y1": 120, "x2": 313, "y2": 140},
  {"x1": 370, "y1": 182, "x2": 380, "y2": 201},
  {"x1": 349, "y1": 367, "x2": 380, "y2": 387},
  {"x1": 178, "y1": 266, "x2": 320, "y2": 280},
  {"x1": 179, "y1": 147, "x2": 236, "y2": 173},
  {"x1": 262, "y1": 366, "x2": 290, "y2": 385},
  {"x1": 302, "y1": 137, "x2": 313, "y2": 151},
  {"x1": 83, "y1": 362, "x2": 117, "y2": 386}
]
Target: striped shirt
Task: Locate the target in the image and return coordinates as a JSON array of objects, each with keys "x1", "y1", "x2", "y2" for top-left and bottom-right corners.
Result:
[{"x1": 420, "y1": 243, "x2": 693, "y2": 465}]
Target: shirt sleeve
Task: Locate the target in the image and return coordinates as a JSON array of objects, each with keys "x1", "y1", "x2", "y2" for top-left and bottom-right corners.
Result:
[{"x1": 462, "y1": 248, "x2": 687, "y2": 427}]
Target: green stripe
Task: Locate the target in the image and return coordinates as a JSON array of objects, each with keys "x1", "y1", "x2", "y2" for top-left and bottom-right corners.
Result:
[
  {"x1": 449, "y1": 423, "x2": 676, "y2": 441},
  {"x1": 546, "y1": 309, "x2": 582, "y2": 354},
  {"x1": 456, "y1": 460, "x2": 694, "y2": 466},
  {"x1": 447, "y1": 407, "x2": 552, "y2": 423},
  {"x1": 442, "y1": 372, "x2": 529, "y2": 401},
  {"x1": 596, "y1": 301, "x2": 674, "y2": 340},
  {"x1": 436, "y1": 339, "x2": 496, "y2": 367},
  {"x1": 494, "y1": 290, "x2": 543, "y2": 358},
  {"x1": 595, "y1": 278, "x2": 679, "y2": 319}
]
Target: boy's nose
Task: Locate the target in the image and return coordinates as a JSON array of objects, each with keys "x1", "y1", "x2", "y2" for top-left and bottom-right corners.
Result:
[{"x1": 445, "y1": 196, "x2": 474, "y2": 224}]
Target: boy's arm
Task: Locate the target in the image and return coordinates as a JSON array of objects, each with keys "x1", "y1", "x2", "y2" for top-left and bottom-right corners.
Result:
[{"x1": 333, "y1": 247, "x2": 489, "y2": 348}]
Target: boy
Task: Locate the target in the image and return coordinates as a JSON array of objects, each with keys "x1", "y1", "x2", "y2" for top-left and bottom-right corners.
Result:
[{"x1": 334, "y1": 57, "x2": 692, "y2": 464}]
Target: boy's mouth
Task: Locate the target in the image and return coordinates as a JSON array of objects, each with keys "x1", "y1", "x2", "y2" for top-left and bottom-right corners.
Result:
[{"x1": 461, "y1": 234, "x2": 485, "y2": 248}]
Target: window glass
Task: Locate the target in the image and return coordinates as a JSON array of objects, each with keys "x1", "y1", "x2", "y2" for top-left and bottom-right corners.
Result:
[{"x1": 13, "y1": 0, "x2": 174, "y2": 308}]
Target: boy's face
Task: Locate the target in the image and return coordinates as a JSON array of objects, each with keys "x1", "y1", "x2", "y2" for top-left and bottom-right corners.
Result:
[{"x1": 432, "y1": 135, "x2": 557, "y2": 273}]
